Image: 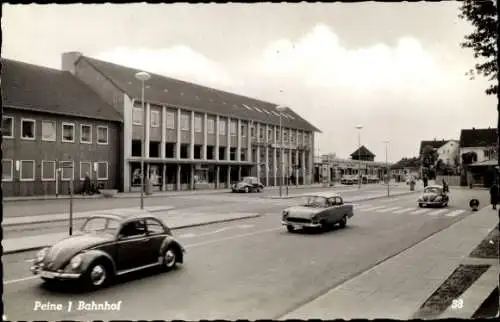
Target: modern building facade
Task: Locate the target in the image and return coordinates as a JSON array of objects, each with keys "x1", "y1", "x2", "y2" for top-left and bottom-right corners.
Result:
[
  {"x1": 1, "y1": 59, "x2": 122, "y2": 197},
  {"x1": 61, "y1": 52, "x2": 320, "y2": 192}
]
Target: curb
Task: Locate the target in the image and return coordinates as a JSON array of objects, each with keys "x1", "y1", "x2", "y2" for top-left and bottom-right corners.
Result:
[
  {"x1": 2, "y1": 214, "x2": 262, "y2": 255},
  {"x1": 4, "y1": 184, "x2": 393, "y2": 202},
  {"x1": 2, "y1": 207, "x2": 175, "y2": 228},
  {"x1": 268, "y1": 190, "x2": 418, "y2": 201}
]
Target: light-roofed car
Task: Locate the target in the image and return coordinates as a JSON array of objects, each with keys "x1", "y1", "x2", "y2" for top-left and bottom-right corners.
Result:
[{"x1": 281, "y1": 192, "x2": 354, "y2": 233}]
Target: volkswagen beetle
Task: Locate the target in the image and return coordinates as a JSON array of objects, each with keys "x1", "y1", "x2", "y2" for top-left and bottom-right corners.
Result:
[
  {"x1": 418, "y1": 185, "x2": 449, "y2": 208},
  {"x1": 30, "y1": 211, "x2": 185, "y2": 290},
  {"x1": 281, "y1": 192, "x2": 354, "y2": 232}
]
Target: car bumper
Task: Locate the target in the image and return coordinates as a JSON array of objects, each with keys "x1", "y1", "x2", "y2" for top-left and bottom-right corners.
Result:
[
  {"x1": 419, "y1": 200, "x2": 444, "y2": 205},
  {"x1": 281, "y1": 220, "x2": 321, "y2": 228},
  {"x1": 30, "y1": 265, "x2": 81, "y2": 280}
]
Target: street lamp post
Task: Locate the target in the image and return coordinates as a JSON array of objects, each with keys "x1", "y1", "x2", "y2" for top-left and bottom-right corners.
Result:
[
  {"x1": 276, "y1": 105, "x2": 286, "y2": 197},
  {"x1": 355, "y1": 125, "x2": 363, "y2": 189},
  {"x1": 135, "y1": 71, "x2": 151, "y2": 210},
  {"x1": 384, "y1": 140, "x2": 390, "y2": 197}
]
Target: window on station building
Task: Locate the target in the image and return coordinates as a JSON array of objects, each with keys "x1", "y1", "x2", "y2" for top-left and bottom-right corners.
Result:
[
  {"x1": 180, "y1": 113, "x2": 190, "y2": 131},
  {"x1": 166, "y1": 111, "x2": 175, "y2": 129},
  {"x1": 219, "y1": 119, "x2": 226, "y2": 135},
  {"x1": 230, "y1": 120, "x2": 237, "y2": 136},
  {"x1": 207, "y1": 118, "x2": 215, "y2": 134},
  {"x1": 21, "y1": 119, "x2": 36, "y2": 140},
  {"x1": 194, "y1": 115, "x2": 203, "y2": 133},
  {"x1": 132, "y1": 107, "x2": 143, "y2": 125}
]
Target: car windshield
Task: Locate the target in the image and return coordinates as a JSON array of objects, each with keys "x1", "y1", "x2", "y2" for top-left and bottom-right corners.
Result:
[
  {"x1": 305, "y1": 196, "x2": 327, "y2": 207},
  {"x1": 424, "y1": 187, "x2": 442, "y2": 194},
  {"x1": 242, "y1": 177, "x2": 253, "y2": 184},
  {"x1": 81, "y1": 217, "x2": 120, "y2": 234}
]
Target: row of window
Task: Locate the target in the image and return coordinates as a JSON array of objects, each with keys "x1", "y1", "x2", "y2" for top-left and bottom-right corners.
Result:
[
  {"x1": 2, "y1": 159, "x2": 109, "y2": 182},
  {"x1": 132, "y1": 107, "x2": 310, "y2": 144},
  {"x1": 2, "y1": 116, "x2": 109, "y2": 144}
]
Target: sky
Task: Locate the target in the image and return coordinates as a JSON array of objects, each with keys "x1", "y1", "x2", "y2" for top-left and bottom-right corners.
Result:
[{"x1": 2, "y1": 3, "x2": 497, "y2": 163}]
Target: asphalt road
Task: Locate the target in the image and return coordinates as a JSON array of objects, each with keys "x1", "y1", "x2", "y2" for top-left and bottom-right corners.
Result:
[
  {"x1": 3, "y1": 184, "x2": 394, "y2": 218},
  {"x1": 3, "y1": 188, "x2": 488, "y2": 320}
]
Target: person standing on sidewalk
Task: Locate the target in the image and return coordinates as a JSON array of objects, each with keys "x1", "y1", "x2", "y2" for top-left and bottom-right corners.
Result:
[{"x1": 489, "y1": 182, "x2": 498, "y2": 210}]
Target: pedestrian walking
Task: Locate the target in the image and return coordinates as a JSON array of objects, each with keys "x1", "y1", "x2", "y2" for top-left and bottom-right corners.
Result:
[
  {"x1": 442, "y1": 178, "x2": 449, "y2": 193},
  {"x1": 83, "y1": 173, "x2": 91, "y2": 195},
  {"x1": 490, "y1": 182, "x2": 499, "y2": 210},
  {"x1": 423, "y1": 175, "x2": 428, "y2": 188}
]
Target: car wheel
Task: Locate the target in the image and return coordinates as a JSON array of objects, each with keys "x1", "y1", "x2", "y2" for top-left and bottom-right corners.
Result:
[
  {"x1": 418, "y1": 203, "x2": 423, "y2": 208},
  {"x1": 338, "y1": 216, "x2": 347, "y2": 228},
  {"x1": 443, "y1": 202, "x2": 448, "y2": 207},
  {"x1": 162, "y1": 247, "x2": 177, "y2": 271},
  {"x1": 320, "y1": 220, "x2": 332, "y2": 232},
  {"x1": 83, "y1": 260, "x2": 110, "y2": 290},
  {"x1": 286, "y1": 225, "x2": 295, "y2": 233},
  {"x1": 244, "y1": 186, "x2": 250, "y2": 193}
]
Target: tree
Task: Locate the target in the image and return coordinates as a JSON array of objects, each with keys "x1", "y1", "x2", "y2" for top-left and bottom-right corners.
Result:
[{"x1": 459, "y1": 0, "x2": 498, "y2": 96}]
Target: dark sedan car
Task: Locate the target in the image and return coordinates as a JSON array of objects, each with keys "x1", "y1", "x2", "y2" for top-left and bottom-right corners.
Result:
[
  {"x1": 30, "y1": 211, "x2": 185, "y2": 290},
  {"x1": 231, "y1": 176, "x2": 264, "y2": 193}
]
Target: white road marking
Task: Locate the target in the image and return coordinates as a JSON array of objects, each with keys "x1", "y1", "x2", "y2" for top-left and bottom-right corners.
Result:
[
  {"x1": 393, "y1": 208, "x2": 414, "y2": 214},
  {"x1": 186, "y1": 227, "x2": 281, "y2": 248},
  {"x1": 361, "y1": 206, "x2": 387, "y2": 211},
  {"x1": 354, "y1": 204, "x2": 372, "y2": 209},
  {"x1": 179, "y1": 233, "x2": 196, "y2": 238},
  {"x1": 375, "y1": 206, "x2": 401, "y2": 213},
  {"x1": 445, "y1": 209, "x2": 466, "y2": 217},
  {"x1": 427, "y1": 209, "x2": 449, "y2": 216},
  {"x1": 4, "y1": 275, "x2": 38, "y2": 285},
  {"x1": 410, "y1": 209, "x2": 431, "y2": 215},
  {"x1": 237, "y1": 224, "x2": 255, "y2": 229}
]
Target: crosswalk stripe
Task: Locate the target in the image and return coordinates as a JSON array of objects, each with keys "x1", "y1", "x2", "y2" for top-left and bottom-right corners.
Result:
[
  {"x1": 410, "y1": 209, "x2": 431, "y2": 215},
  {"x1": 376, "y1": 206, "x2": 401, "y2": 213},
  {"x1": 427, "y1": 209, "x2": 449, "y2": 216},
  {"x1": 361, "y1": 206, "x2": 387, "y2": 211},
  {"x1": 393, "y1": 207, "x2": 414, "y2": 214},
  {"x1": 445, "y1": 209, "x2": 466, "y2": 217}
]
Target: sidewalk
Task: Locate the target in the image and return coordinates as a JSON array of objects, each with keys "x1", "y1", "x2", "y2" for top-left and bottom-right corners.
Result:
[
  {"x1": 2, "y1": 211, "x2": 261, "y2": 254},
  {"x1": 279, "y1": 205, "x2": 498, "y2": 319},
  {"x1": 3, "y1": 183, "x2": 325, "y2": 202}
]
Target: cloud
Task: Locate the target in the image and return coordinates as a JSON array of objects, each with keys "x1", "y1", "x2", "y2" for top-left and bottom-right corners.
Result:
[
  {"x1": 88, "y1": 24, "x2": 495, "y2": 161},
  {"x1": 255, "y1": 24, "x2": 447, "y2": 94},
  {"x1": 93, "y1": 46, "x2": 244, "y2": 89}
]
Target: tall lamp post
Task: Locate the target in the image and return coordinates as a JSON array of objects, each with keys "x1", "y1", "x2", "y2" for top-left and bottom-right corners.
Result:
[
  {"x1": 383, "y1": 140, "x2": 390, "y2": 197},
  {"x1": 135, "y1": 71, "x2": 151, "y2": 210},
  {"x1": 276, "y1": 105, "x2": 286, "y2": 197},
  {"x1": 355, "y1": 125, "x2": 363, "y2": 189}
]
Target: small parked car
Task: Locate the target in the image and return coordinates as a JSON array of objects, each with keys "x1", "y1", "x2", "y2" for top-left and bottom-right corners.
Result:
[
  {"x1": 29, "y1": 211, "x2": 185, "y2": 290},
  {"x1": 418, "y1": 185, "x2": 449, "y2": 208},
  {"x1": 281, "y1": 192, "x2": 354, "y2": 232},
  {"x1": 231, "y1": 176, "x2": 264, "y2": 193},
  {"x1": 341, "y1": 175, "x2": 354, "y2": 185}
]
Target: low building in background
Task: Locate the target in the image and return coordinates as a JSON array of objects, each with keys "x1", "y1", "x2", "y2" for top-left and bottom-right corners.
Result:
[{"x1": 459, "y1": 127, "x2": 498, "y2": 187}]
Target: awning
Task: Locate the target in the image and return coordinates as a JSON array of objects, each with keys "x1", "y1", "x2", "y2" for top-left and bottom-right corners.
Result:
[{"x1": 468, "y1": 159, "x2": 499, "y2": 167}]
